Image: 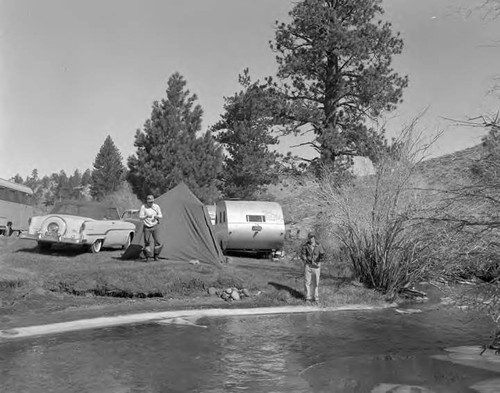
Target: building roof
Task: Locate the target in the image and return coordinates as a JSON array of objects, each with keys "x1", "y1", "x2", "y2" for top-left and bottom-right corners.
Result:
[{"x1": 0, "y1": 178, "x2": 34, "y2": 194}]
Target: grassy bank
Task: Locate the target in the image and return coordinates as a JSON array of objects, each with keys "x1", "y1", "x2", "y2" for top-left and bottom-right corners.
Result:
[{"x1": 0, "y1": 236, "x2": 386, "y2": 327}]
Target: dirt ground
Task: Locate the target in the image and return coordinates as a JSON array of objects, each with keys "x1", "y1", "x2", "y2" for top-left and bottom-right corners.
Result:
[
  {"x1": 0, "y1": 245, "x2": 297, "y2": 330},
  {"x1": 0, "y1": 236, "x2": 384, "y2": 331},
  {"x1": 0, "y1": 286, "x2": 267, "y2": 330},
  {"x1": 0, "y1": 256, "x2": 300, "y2": 330}
]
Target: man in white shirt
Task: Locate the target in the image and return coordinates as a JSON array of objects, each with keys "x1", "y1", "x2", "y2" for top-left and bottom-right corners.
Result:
[{"x1": 139, "y1": 194, "x2": 163, "y2": 261}]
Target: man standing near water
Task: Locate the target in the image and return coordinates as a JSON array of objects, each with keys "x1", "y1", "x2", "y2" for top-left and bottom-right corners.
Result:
[
  {"x1": 139, "y1": 194, "x2": 163, "y2": 261},
  {"x1": 301, "y1": 233, "x2": 325, "y2": 303}
]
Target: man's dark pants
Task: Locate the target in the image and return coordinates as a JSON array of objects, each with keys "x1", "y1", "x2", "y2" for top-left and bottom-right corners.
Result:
[{"x1": 143, "y1": 225, "x2": 162, "y2": 258}]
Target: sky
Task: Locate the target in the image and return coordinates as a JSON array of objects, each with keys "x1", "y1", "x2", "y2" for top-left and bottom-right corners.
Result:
[{"x1": 0, "y1": 0, "x2": 499, "y2": 180}]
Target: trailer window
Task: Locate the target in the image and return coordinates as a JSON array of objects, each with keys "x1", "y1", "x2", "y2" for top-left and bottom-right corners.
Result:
[
  {"x1": 9, "y1": 190, "x2": 18, "y2": 203},
  {"x1": 223, "y1": 211, "x2": 226, "y2": 223},
  {"x1": 246, "y1": 215, "x2": 266, "y2": 223}
]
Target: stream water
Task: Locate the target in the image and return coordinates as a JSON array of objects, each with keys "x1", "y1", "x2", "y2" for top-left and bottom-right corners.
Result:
[{"x1": 1, "y1": 302, "x2": 499, "y2": 393}]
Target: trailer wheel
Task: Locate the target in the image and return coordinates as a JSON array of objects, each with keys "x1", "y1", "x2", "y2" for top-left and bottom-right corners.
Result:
[{"x1": 257, "y1": 251, "x2": 272, "y2": 260}]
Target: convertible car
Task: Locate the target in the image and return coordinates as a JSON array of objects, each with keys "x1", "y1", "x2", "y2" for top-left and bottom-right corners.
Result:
[{"x1": 21, "y1": 201, "x2": 136, "y2": 253}]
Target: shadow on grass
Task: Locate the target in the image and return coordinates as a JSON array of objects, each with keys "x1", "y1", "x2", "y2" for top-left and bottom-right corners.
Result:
[
  {"x1": 268, "y1": 281, "x2": 305, "y2": 300},
  {"x1": 111, "y1": 256, "x2": 150, "y2": 263},
  {"x1": 16, "y1": 245, "x2": 95, "y2": 258},
  {"x1": 225, "y1": 250, "x2": 271, "y2": 259},
  {"x1": 231, "y1": 258, "x2": 304, "y2": 278}
]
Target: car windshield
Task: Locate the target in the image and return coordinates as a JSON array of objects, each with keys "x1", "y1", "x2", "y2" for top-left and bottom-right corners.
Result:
[
  {"x1": 51, "y1": 203, "x2": 120, "y2": 220},
  {"x1": 122, "y1": 210, "x2": 140, "y2": 219}
]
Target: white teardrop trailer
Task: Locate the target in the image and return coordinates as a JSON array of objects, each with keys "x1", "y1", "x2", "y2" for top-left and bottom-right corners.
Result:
[{"x1": 214, "y1": 200, "x2": 285, "y2": 258}]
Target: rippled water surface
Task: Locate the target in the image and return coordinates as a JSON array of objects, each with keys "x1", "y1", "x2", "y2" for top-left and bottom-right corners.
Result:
[{"x1": 1, "y1": 305, "x2": 500, "y2": 393}]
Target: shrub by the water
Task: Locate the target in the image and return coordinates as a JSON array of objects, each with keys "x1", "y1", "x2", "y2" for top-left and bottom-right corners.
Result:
[{"x1": 314, "y1": 121, "x2": 437, "y2": 299}]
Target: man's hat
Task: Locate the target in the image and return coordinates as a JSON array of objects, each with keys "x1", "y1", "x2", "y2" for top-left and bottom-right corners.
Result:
[
  {"x1": 307, "y1": 232, "x2": 315, "y2": 239},
  {"x1": 146, "y1": 195, "x2": 154, "y2": 202}
]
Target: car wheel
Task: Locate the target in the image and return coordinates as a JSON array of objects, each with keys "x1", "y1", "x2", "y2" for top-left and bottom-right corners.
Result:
[
  {"x1": 90, "y1": 239, "x2": 103, "y2": 253},
  {"x1": 38, "y1": 242, "x2": 52, "y2": 251},
  {"x1": 122, "y1": 233, "x2": 133, "y2": 249}
]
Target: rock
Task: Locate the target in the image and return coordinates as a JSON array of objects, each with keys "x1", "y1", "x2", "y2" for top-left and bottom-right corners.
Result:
[
  {"x1": 440, "y1": 297, "x2": 453, "y2": 305},
  {"x1": 189, "y1": 259, "x2": 200, "y2": 265},
  {"x1": 241, "y1": 288, "x2": 250, "y2": 297},
  {"x1": 207, "y1": 287, "x2": 217, "y2": 295},
  {"x1": 401, "y1": 287, "x2": 427, "y2": 298},
  {"x1": 231, "y1": 290, "x2": 240, "y2": 300},
  {"x1": 221, "y1": 292, "x2": 230, "y2": 300},
  {"x1": 225, "y1": 288, "x2": 233, "y2": 294}
]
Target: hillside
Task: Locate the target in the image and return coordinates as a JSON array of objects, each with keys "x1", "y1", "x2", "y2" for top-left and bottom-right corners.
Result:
[
  {"x1": 414, "y1": 144, "x2": 484, "y2": 189},
  {"x1": 263, "y1": 177, "x2": 320, "y2": 241},
  {"x1": 264, "y1": 143, "x2": 488, "y2": 241}
]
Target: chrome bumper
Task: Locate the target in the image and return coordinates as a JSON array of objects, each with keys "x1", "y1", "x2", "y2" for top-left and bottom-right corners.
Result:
[{"x1": 20, "y1": 233, "x2": 86, "y2": 244}]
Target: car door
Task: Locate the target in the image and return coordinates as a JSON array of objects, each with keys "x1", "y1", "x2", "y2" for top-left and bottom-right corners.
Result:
[{"x1": 101, "y1": 208, "x2": 129, "y2": 247}]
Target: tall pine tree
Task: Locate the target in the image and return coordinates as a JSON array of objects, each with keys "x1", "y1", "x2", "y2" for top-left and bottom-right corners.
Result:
[
  {"x1": 127, "y1": 72, "x2": 223, "y2": 203},
  {"x1": 68, "y1": 169, "x2": 83, "y2": 199},
  {"x1": 81, "y1": 169, "x2": 92, "y2": 186},
  {"x1": 90, "y1": 135, "x2": 125, "y2": 200},
  {"x1": 270, "y1": 0, "x2": 408, "y2": 172},
  {"x1": 212, "y1": 70, "x2": 282, "y2": 199},
  {"x1": 55, "y1": 170, "x2": 71, "y2": 201}
]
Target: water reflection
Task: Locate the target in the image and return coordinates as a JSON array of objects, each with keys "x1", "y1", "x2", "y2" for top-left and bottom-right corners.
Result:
[
  {"x1": 1, "y1": 308, "x2": 499, "y2": 392},
  {"x1": 209, "y1": 315, "x2": 310, "y2": 392}
]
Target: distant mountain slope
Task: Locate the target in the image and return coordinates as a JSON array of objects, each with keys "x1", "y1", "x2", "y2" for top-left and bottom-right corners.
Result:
[
  {"x1": 265, "y1": 177, "x2": 319, "y2": 227},
  {"x1": 264, "y1": 144, "x2": 488, "y2": 240},
  {"x1": 414, "y1": 144, "x2": 483, "y2": 189}
]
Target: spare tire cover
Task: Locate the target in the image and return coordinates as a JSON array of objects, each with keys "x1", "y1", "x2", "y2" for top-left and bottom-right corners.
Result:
[{"x1": 41, "y1": 216, "x2": 67, "y2": 236}]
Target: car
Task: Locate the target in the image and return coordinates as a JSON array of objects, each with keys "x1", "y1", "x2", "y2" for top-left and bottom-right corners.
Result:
[
  {"x1": 121, "y1": 209, "x2": 140, "y2": 220},
  {"x1": 121, "y1": 208, "x2": 142, "y2": 229},
  {"x1": 21, "y1": 201, "x2": 136, "y2": 253}
]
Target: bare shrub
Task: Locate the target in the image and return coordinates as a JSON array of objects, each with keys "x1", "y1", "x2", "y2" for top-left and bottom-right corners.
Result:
[
  {"x1": 428, "y1": 115, "x2": 500, "y2": 334},
  {"x1": 426, "y1": 114, "x2": 500, "y2": 280},
  {"x1": 314, "y1": 118, "x2": 439, "y2": 299}
]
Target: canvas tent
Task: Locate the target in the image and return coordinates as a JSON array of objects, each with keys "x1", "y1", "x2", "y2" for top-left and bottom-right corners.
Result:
[{"x1": 122, "y1": 182, "x2": 225, "y2": 264}]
